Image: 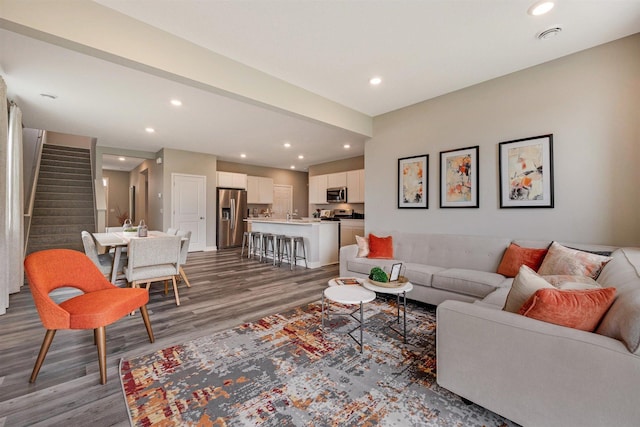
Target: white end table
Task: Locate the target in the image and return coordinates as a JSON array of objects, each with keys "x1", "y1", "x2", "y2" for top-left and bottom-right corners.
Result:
[
  {"x1": 321, "y1": 284, "x2": 376, "y2": 353},
  {"x1": 363, "y1": 279, "x2": 413, "y2": 343}
]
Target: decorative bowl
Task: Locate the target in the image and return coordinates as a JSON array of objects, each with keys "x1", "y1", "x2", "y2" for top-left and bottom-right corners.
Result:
[{"x1": 368, "y1": 276, "x2": 408, "y2": 288}]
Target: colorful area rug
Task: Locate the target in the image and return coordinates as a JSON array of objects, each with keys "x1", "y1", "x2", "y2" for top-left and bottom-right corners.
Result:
[{"x1": 120, "y1": 299, "x2": 516, "y2": 426}]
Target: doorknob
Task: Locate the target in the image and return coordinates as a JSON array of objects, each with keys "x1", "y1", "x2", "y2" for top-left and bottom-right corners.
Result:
[{"x1": 200, "y1": 217, "x2": 204, "y2": 220}]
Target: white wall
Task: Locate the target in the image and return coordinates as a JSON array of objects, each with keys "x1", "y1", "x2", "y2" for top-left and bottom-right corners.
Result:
[{"x1": 365, "y1": 34, "x2": 640, "y2": 246}]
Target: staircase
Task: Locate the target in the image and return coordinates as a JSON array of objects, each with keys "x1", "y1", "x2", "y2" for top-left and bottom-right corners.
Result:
[{"x1": 27, "y1": 144, "x2": 95, "y2": 255}]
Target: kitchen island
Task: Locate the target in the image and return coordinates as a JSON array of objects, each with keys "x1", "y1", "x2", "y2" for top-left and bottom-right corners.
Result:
[{"x1": 246, "y1": 219, "x2": 339, "y2": 268}]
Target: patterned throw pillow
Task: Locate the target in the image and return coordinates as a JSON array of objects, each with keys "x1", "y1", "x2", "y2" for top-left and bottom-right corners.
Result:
[
  {"x1": 355, "y1": 235, "x2": 369, "y2": 258},
  {"x1": 537, "y1": 242, "x2": 612, "y2": 279},
  {"x1": 519, "y1": 287, "x2": 616, "y2": 332}
]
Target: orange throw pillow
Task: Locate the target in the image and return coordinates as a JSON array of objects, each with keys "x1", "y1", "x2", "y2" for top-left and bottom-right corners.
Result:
[
  {"x1": 518, "y1": 287, "x2": 616, "y2": 332},
  {"x1": 367, "y1": 234, "x2": 394, "y2": 259},
  {"x1": 497, "y1": 243, "x2": 548, "y2": 277}
]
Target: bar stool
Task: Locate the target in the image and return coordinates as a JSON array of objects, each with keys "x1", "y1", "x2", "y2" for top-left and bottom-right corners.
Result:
[
  {"x1": 261, "y1": 233, "x2": 277, "y2": 265},
  {"x1": 241, "y1": 231, "x2": 253, "y2": 259},
  {"x1": 251, "y1": 232, "x2": 264, "y2": 261},
  {"x1": 277, "y1": 235, "x2": 291, "y2": 267},
  {"x1": 280, "y1": 236, "x2": 308, "y2": 270}
]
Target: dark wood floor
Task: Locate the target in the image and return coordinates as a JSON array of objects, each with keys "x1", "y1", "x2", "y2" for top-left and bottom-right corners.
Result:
[{"x1": 0, "y1": 248, "x2": 339, "y2": 426}]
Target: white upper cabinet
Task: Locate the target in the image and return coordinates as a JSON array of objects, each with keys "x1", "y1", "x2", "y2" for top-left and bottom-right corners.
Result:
[
  {"x1": 347, "y1": 169, "x2": 365, "y2": 203},
  {"x1": 309, "y1": 175, "x2": 328, "y2": 204},
  {"x1": 247, "y1": 176, "x2": 274, "y2": 204},
  {"x1": 326, "y1": 172, "x2": 347, "y2": 188},
  {"x1": 217, "y1": 171, "x2": 247, "y2": 189}
]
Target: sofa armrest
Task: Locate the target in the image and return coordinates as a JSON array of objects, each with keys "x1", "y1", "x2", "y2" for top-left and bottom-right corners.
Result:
[
  {"x1": 339, "y1": 244, "x2": 359, "y2": 277},
  {"x1": 436, "y1": 300, "x2": 640, "y2": 427}
]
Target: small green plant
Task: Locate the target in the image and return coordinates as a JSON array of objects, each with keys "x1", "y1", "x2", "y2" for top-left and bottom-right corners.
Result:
[{"x1": 369, "y1": 267, "x2": 388, "y2": 282}]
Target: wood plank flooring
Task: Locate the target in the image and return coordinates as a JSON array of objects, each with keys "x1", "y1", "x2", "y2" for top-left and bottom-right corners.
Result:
[{"x1": 0, "y1": 248, "x2": 339, "y2": 426}]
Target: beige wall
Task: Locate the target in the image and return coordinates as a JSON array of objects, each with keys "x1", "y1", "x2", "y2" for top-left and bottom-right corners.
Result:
[
  {"x1": 366, "y1": 34, "x2": 640, "y2": 246},
  {"x1": 162, "y1": 148, "x2": 217, "y2": 249},
  {"x1": 217, "y1": 161, "x2": 309, "y2": 216},
  {"x1": 308, "y1": 156, "x2": 364, "y2": 176},
  {"x1": 102, "y1": 170, "x2": 129, "y2": 226}
]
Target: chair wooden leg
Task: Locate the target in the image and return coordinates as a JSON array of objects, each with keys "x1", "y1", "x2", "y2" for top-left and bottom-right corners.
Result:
[
  {"x1": 180, "y1": 266, "x2": 191, "y2": 287},
  {"x1": 171, "y1": 277, "x2": 180, "y2": 306},
  {"x1": 30, "y1": 329, "x2": 56, "y2": 383},
  {"x1": 139, "y1": 304, "x2": 155, "y2": 343},
  {"x1": 164, "y1": 280, "x2": 169, "y2": 295},
  {"x1": 95, "y1": 326, "x2": 107, "y2": 385}
]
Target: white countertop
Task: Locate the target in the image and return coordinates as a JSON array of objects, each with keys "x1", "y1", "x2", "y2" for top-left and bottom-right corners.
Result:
[{"x1": 246, "y1": 218, "x2": 326, "y2": 225}]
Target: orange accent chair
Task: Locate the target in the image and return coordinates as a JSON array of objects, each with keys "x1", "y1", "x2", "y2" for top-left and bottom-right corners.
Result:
[{"x1": 24, "y1": 249, "x2": 155, "y2": 385}]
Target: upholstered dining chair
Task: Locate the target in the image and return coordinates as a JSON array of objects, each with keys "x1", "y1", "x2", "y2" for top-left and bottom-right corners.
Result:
[
  {"x1": 175, "y1": 229, "x2": 192, "y2": 288},
  {"x1": 24, "y1": 249, "x2": 154, "y2": 385},
  {"x1": 124, "y1": 236, "x2": 182, "y2": 305},
  {"x1": 81, "y1": 231, "x2": 113, "y2": 277},
  {"x1": 166, "y1": 227, "x2": 178, "y2": 235}
]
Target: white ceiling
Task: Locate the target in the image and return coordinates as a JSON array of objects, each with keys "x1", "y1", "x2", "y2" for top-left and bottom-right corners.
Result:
[{"x1": 3, "y1": 0, "x2": 640, "y2": 170}]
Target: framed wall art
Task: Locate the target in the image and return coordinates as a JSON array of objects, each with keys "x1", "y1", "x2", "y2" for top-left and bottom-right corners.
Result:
[
  {"x1": 499, "y1": 134, "x2": 554, "y2": 208},
  {"x1": 439, "y1": 145, "x2": 479, "y2": 208},
  {"x1": 398, "y1": 154, "x2": 428, "y2": 209}
]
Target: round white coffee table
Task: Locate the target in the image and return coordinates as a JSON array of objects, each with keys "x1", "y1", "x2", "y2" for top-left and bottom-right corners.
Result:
[
  {"x1": 363, "y1": 279, "x2": 413, "y2": 343},
  {"x1": 321, "y1": 284, "x2": 376, "y2": 354}
]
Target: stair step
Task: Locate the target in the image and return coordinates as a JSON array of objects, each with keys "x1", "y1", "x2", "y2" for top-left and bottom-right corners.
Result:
[
  {"x1": 37, "y1": 177, "x2": 92, "y2": 188},
  {"x1": 34, "y1": 199, "x2": 94, "y2": 209},
  {"x1": 39, "y1": 165, "x2": 92, "y2": 177},
  {"x1": 40, "y1": 153, "x2": 91, "y2": 165},
  {"x1": 30, "y1": 224, "x2": 95, "y2": 235},
  {"x1": 36, "y1": 185, "x2": 93, "y2": 195},
  {"x1": 27, "y1": 242, "x2": 85, "y2": 255},
  {"x1": 38, "y1": 170, "x2": 93, "y2": 182},
  {"x1": 31, "y1": 215, "x2": 95, "y2": 226},
  {"x1": 33, "y1": 207, "x2": 95, "y2": 217},
  {"x1": 39, "y1": 158, "x2": 92, "y2": 170},
  {"x1": 42, "y1": 144, "x2": 90, "y2": 154},
  {"x1": 28, "y1": 233, "x2": 84, "y2": 245}
]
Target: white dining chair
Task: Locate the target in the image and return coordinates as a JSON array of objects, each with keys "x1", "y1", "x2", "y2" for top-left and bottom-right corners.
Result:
[
  {"x1": 175, "y1": 229, "x2": 192, "y2": 287},
  {"x1": 81, "y1": 231, "x2": 113, "y2": 277},
  {"x1": 166, "y1": 228, "x2": 178, "y2": 235},
  {"x1": 123, "y1": 236, "x2": 182, "y2": 306}
]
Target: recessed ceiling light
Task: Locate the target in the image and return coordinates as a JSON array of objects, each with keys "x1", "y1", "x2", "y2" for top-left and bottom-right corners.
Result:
[
  {"x1": 283, "y1": 142, "x2": 291, "y2": 148},
  {"x1": 40, "y1": 93, "x2": 57, "y2": 99},
  {"x1": 369, "y1": 76, "x2": 382, "y2": 86},
  {"x1": 528, "y1": 1, "x2": 554, "y2": 16},
  {"x1": 290, "y1": 165, "x2": 296, "y2": 169},
  {"x1": 240, "y1": 153, "x2": 247, "y2": 158},
  {"x1": 298, "y1": 155, "x2": 304, "y2": 159},
  {"x1": 145, "y1": 127, "x2": 155, "y2": 133},
  {"x1": 118, "y1": 157, "x2": 126, "y2": 161},
  {"x1": 170, "y1": 99, "x2": 182, "y2": 106},
  {"x1": 343, "y1": 144, "x2": 351, "y2": 149}
]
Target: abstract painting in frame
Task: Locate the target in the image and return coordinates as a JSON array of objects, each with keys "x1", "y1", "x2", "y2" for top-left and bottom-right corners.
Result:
[
  {"x1": 439, "y1": 145, "x2": 479, "y2": 208},
  {"x1": 499, "y1": 134, "x2": 554, "y2": 208},
  {"x1": 398, "y1": 154, "x2": 428, "y2": 208}
]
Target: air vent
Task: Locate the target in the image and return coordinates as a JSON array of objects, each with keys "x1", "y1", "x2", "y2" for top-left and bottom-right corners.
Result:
[{"x1": 537, "y1": 26, "x2": 562, "y2": 40}]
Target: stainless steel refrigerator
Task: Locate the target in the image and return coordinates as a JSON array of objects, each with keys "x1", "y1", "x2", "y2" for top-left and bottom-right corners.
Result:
[{"x1": 217, "y1": 188, "x2": 248, "y2": 249}]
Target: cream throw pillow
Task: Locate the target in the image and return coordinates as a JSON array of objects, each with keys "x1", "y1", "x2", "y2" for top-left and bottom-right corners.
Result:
[
  {"x1": 503, "y1": 265, "x2": 555, "y2": 313},
  {"x1": 355, "y1": 235, "x2": 369, "y2": 258}
]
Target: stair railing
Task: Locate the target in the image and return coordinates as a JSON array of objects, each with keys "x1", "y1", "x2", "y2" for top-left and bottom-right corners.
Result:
[{"x1": 24, "y1": 130, "x2": 45, "y2": 257}]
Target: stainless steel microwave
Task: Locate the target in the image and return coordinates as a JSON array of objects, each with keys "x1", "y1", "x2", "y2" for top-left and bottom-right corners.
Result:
[{"x1": 326, "y1": 187, "x2": 347, "y2": 203}]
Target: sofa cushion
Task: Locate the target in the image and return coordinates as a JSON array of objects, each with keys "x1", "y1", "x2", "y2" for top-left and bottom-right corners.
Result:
[
  {"x1": 432, "y1": 269, "x2": 505, "y2": 299},
  {"x1": 346, "y1": 257, "x2": 400, "y2": 276},
  {"x1": 597, "y1": 289, "x2": 640, "y2": 354},
  {"x1": 355, "y1": 235, "x2": 369, "y2": 257},
  {"x1": 503, "y1": 265, "x2": 555, "y2": 313},
  {"x1": 368, "y1": 234, "x2": 394, "y2": 259},
  {"x1": 537, "y1": 242, "x2": 612, "y2": 279},
  {"x1": 402, "y1": 263, "x2": 446, "y2": 287},
  {"x1": 497, "y1": 243, "x2": 548, "y2": 277},
  {"x1": 478, "y1": 287, "x2": 510, "y2": 308},
  {"x1": 519, "y1": 287, "x2": 616, "y2": 332}
]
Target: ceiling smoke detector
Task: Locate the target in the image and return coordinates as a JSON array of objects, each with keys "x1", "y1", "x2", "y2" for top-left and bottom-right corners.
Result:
[{"x1": 537, "y1": 26, "x2": 563, "y2": 40}]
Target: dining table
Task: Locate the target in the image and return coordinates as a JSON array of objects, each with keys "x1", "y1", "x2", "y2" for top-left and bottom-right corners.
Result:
[{"x1": 92, "y1": 230, "x2": 180, "y2": 284}]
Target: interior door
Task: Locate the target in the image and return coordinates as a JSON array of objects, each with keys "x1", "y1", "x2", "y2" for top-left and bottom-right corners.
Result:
[
  {"x1": 272, "y1": 184, "x2": 293, "y2": 218},
  {"x1": 172, "y1": 173, "x2": 206, "y2": 251}
]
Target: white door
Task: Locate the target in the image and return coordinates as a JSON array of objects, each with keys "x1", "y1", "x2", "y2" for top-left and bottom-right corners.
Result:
[
  {"x1": 272, "y1": 184, "x2": 293, "y2": 218},
  {"x1": 172, "y1": 174, "x2": 206, "y2": 251}
]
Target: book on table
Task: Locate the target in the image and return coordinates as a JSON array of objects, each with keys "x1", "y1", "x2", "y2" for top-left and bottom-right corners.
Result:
[{"x1": 336, "y1": 278, "x2": 360, "y2": 286}]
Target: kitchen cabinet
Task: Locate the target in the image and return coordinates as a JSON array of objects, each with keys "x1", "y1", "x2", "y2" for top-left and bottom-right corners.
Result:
[
  {"x1": 340, "y1": 219, "x2": 365, "y2": 247},
  {"x1": 347, "y1": 169, "x2": 365, "y2": 203},
  {"x1": 217, "y1": 171, "x2": 247, "y2": 189},
  {"x1": 247, "y1": 176, "x2": 274, "y2": 204},
  {"x1": 327, "y1": 172, "x2": 347, "y2": 188},
  {"x1": 309, "y1": 175, "x2": 328, "y2": 204}
]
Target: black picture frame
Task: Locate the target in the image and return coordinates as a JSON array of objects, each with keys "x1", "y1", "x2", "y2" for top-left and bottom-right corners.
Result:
[
  {"x1": 498, "y1": 134, "x2": 554, "y2": 208},
  {"x1": 439, "y1": 145, "x2": 479, "y2": 208},
  {"x1": 389, "y1": 263, "x2": 403, "y2": 282},
  {"x1": 398, "y1": 154, "x2": 428, "y2": 209}
]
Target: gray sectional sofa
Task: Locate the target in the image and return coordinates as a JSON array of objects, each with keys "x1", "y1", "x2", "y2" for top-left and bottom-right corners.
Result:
[{"x1": 339, "y1": 232, "x2": 640, "y2": 426}]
